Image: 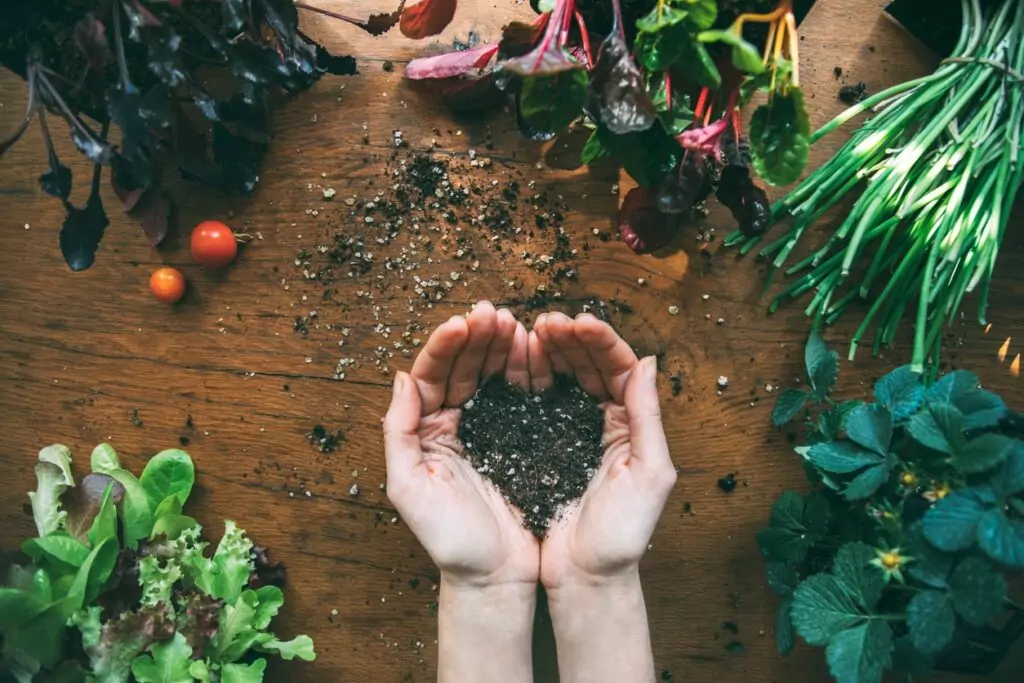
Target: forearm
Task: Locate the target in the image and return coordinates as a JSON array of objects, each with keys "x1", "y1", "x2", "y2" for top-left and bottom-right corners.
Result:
[
  {"x1": 546, "y1": 569, "x2": 655, "y2": 683},
  {"x1": 438, "y1": 577, "x2": 536, "y2": 683}
]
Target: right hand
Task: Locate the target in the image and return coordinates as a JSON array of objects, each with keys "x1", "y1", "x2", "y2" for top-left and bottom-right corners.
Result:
[{"x1": 529, "y1": 312, "x2": 677, "y2": 589}]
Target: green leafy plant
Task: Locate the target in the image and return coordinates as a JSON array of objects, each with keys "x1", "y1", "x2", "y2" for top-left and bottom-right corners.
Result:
[
  {"x1": 1, "y1": 444, "x2": 313, "y2": 682},
  {"x1": 762, "y1": 334, "x2": 1024, "y2": 683}
]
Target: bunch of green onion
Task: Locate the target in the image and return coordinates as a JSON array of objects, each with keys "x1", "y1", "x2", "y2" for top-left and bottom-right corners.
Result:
[{"x1": 727, "y1": 0, "x2": 1024, "y2": 374}]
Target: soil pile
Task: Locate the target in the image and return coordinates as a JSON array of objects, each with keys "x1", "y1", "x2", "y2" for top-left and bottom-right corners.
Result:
[{"x1": 458, "y1": 376, "x2": 604, "y2": 536}]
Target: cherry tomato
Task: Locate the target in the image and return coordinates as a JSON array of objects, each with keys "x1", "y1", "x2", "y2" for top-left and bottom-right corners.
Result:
[
  {"x1": 190, "y1": 220, "x2": 238, "y2": 268},
  {"x1": 150, "y1": 267, "x2": 186, "y2": 304}
]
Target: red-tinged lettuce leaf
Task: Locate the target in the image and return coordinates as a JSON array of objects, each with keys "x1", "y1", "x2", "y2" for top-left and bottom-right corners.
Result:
[
  {"x1": 400, "y1": 0, "x2": 457, "y2": 39},
  {"x1": 677, "y1": 117, "x2": 727, "y2": 155},
  {"x1": 406, "y1": 43, "x2": 498, "y2": 79},
  {"x1": 64, "y1": 474, "x2": 124, "y2": 543},
  {"x1": 74, "y1": 604, "x2": 176, "y2": 683},
  {"x1": 74, "y1": 14, "x2": 111, "y2": 72},
  {"x1": 176, "y1": 590, "x2": 222, "y2": 657},
  {"x1": 60, "y1": 164, "x2": 110, "y2": 272},
  {"x1": 717, "y1": 164, "x2": 772, "y2": 236},
  {"x1": 588, "y1": 31, "x2": 655, "y2": 135},
  {"x1": 618, "y1": 187, "x2": 681, "y2": 253}
]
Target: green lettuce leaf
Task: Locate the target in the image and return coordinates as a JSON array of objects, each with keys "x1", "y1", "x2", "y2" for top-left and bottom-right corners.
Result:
[
  {"x1": 140, "y1": 449, "x2": 194, "y2": 509},
  {"x1": 131, "y1": 632, "x2": 193, "y2": 683},
  {"x1": 221, "y1": 659, "x2": 267, "y2": 683},
  {"x1": 193, "y1": 521, "x2": 254, "y2": 603},
  {"x1": 29, "y1": 444, "x2": 76, "y2": 536},
  {"x1": 255, "y1": 634, "x2": 315, "y2": 661}
]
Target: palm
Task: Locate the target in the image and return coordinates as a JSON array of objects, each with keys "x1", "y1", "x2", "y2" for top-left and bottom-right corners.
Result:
[{"x1": 384, "y1": 303, "x2": 540, "y2": 586}]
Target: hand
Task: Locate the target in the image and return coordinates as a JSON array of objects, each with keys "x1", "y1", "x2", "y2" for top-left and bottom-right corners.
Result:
[
  {"x1": 530, "y1": 312, "x2": 677, "y2": 589},
  {"x1": 383, "y1": 301, "x2": 539, "y2": 588}
]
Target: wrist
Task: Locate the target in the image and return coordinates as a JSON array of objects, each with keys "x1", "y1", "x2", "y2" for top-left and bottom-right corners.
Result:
[{"x1": 545, "y1": 566, "x2": 642, "y2": 615}]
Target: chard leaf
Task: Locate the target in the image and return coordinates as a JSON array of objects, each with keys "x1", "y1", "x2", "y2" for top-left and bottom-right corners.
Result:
[
  {"x1": 503, "y1": 0, "x2": 578, "y2": 77},
  {"x1": 518, "y1": 69, "x2": 588, "y2": 133},
  {"x1": 580, "y1": 130, "x2": 609, "y2": 165},
  {"x1": 59, "y1": 167, "x2": 109, "y2": 271},
  {"x1": 617, "y1": 186, "x2": 680, "y2": 254},
  {"x1": 698, "y1": 29, "x2": 764, "y2": 74},
  {"x1": 399, "y1": 0, "x2": 457, "y2": 40},
  {"x1": 29, "y1": 445, "x2": 75, "y2": 536},
  {"x1": 222, "y1": 659, "x2": 267, "y2": 683},
  {"x1": 140, "y1": 449, "x2": 194, "y2": 509},
  {"x1": 131, "y1": 632, "x2": 193, "y2": 683},
  {"x1": 588, "y1": 31, "x2": 656, "y2": 135},
  {"x1": 772, "y1": 389, "x2": 807, "y2": 426},
  {"x1": 825, "y1": 620, "x2": 894, "y2": 683},
  {"x1": 906, "y1": 590, "x2": 954, "y2": 654},
  {"x1": 750, "y1": 86, "x2": 810, "y2": 186},
  {"x1": 405, "y1": 44, "x2": 498, "y2": 79}
]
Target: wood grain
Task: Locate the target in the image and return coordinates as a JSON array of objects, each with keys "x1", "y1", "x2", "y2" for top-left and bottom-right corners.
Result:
[{"x1": 1, "y1": 0, "x2": 1021, "y2": 681}]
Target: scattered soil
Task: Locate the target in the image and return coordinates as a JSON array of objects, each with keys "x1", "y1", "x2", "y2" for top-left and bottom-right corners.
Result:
[
  {"x1": 458, "y1": 376, "x2": 605, "y2": 536},
  {"x1": 717, "y1": 472, "x2": 738, "y2": 493},
  {"x1": 838, "y1": 82, "x2": 869, "y2": 105},
  {"x1": 306, "y1": 424, "x2": 346, "y2": 453}
]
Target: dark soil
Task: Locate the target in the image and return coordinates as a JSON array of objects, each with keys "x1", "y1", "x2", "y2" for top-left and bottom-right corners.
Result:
[
  {"x1": 458, "y1": 376, "x2": 605, "y2": 536},
  {"x1": 838, "y1": 82, "x2": 869, "y2": 105}
]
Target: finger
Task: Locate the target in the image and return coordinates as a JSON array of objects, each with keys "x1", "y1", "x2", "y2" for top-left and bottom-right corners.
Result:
[
  {"x1": 534, "y1": 313, "x2": 572, "y2": 377},
  {"x1": 546, "y1": 312, "x2": 607, "y2": 398},
  {"x1": 482, "y1": 308, "x2": 517, "y2": 380},
  {"x1": 575, "y1": 314, "x2": 638, "y2": 403},
  {"x1": 528, "y1": 329, "x2": 554, "y2": 393},
  {"x1": 411, "y1": 315, "x2": 470, "y2": 414},
  {"x1": 446, "y1": 301, "x2": 498, "y2": 406},
  {"x1": 624, "y1": 356, "x2": 674, "y2": 479},
  {"x1": 506, "y1": 322, "x2": 530, "y2": 390},
  {"x1": 383, "y1": 371, "x2": 423, "y2": 486}
]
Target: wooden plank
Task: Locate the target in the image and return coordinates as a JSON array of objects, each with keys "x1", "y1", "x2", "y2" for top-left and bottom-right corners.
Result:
[{"x1": 0, "y1": 0, "x2": 1020, "y2": 681}]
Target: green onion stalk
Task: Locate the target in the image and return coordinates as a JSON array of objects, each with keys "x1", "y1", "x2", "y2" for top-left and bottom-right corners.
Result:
[{"x1": 725, "y1": 0, "x2": 1024, "y2": 375}]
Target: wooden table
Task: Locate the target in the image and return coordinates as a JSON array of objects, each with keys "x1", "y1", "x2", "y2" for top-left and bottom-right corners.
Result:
[{"x1": 1, "y1": 0, "x2": 1021, "y2": 680}]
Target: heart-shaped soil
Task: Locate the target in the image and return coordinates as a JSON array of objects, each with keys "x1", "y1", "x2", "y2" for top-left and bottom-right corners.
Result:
[{"x1": 458, "y1": 376, "x2": 605, "y2": 536}]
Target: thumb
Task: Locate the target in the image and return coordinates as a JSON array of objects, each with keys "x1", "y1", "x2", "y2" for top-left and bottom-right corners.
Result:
[
  {"x1": 383, "y1": 371, "x2": 423, "y2": 482},
  {"x1": 624, "y1": 357, "x2": 673, "y2": 479}
]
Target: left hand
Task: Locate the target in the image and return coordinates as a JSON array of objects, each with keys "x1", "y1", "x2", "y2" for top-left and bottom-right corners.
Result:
[{"x1": 383, "y1": 301, "x2": 540, "y2": 589}]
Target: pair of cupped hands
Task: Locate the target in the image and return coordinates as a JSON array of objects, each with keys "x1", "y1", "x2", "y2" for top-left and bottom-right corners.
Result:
[{"x1": 383, "y1": 301, "x2": 677, "y2": 591}]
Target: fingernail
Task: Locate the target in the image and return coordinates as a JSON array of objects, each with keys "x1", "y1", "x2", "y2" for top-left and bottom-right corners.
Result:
[
  {"x1": 645, "y1": 357, "x2": 658, "y2": 383},
  {"x1": 575, "y1": 312, "x2": 595, "y2": 321},
  {"x1": 393, "y1": 372, "x2": 405, "y2": 396}
]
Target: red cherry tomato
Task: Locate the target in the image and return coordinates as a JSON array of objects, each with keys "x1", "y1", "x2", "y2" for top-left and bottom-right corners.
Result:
[
  {"x1": 190, "y1": 220, "x2": 238, "y2": 268},
  {"x1": 150, "y1": 267, "x2": 186, "y2": 304}
]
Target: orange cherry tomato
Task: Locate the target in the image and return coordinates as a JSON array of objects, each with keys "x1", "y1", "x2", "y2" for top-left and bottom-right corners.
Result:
[
  {"x1": 149, "y1": 267, "x2": 186, "y2": 304},
  {"x1": 190, "y1": 220, "x2": 238, "y2": 268}
]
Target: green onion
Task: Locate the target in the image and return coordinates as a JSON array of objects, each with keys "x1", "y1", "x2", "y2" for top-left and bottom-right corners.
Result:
[{"x1": 726, "y1": 0, "x2": 1024, "y2": 375}]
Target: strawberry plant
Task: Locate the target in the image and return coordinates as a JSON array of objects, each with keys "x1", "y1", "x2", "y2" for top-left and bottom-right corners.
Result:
[
  {"x1": 763, "y1": 334, "x2": 1024, "y2": 683},
  {"x1": 401, "y1": 0, "x2": 815, "y2": 252},
  {"x1": 0, "y1": 443, "x2": 312, "y2": 682}
]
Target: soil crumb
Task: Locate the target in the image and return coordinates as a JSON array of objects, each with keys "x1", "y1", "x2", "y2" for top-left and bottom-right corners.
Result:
[
  {"x1": 458, "y1": 376, "x2": 604, "y2": 536},
  {"x1": 838, "y1": 81, "x2": 868, "y2": 104}
]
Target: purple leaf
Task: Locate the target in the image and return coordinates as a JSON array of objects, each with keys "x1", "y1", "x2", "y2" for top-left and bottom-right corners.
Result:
[
  {"x1": 406, "y1": 43, "x2": 498, "y2": 79},
  {"x1": 64, "y1": 473, "x2": 124, "y2": 541},
  {"x1": 112, "y1": 157, "x2": 172, "y2": 246},
  {"x1": 618, "y1": 187, "x2": 680, "y2": 254},
  {"x1": 75, "y1": 14, "x2": 112, "y2": 72},
  {"x1": 40, "y1": 164, "x2": 72, "y2": 200},
  {"x1": 587, "y1": 28, "x2": 655, "y2": 135},
  {"x1": 717, "y1": 165, "x2": 771, "y2": 236},
  {"x1": 656, "y1": 152, "x2": 707, "y2": 214},
  {"x1": 438, "y1": 72, "x2": 504, "y2": 112},
  {"x1": 60, "y1": 164, "x2": 109, "y2": 271}
]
